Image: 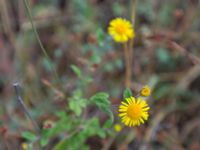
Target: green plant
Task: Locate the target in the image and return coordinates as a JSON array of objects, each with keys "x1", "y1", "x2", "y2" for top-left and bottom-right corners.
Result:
[{"x1": 21, "y1": 65, "x2": 113, "y2": 150}]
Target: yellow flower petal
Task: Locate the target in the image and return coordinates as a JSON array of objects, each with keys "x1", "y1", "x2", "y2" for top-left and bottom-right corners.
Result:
[
  {"x1": 108, "y1": 18, "x2": 135, "y2": 43},
  {"x1": 118, "y1": 97, "x2": 150, "y2": 127}
]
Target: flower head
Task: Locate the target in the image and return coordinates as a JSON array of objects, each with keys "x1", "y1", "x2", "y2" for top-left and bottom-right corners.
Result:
[
  {"x1": 114, "y1": 123, "x2": 122, "y2": 132},
  {"x1": 108, "y1": 18, "x2": 135, "y2": 43},
  {"x1": 21, "y1": 143, "x2": 28, "y2": 150},
  {"x1": 140, "y1": 85, "x2": 151, "y2": 97},
  {"x1": 118, "y1": 97, "x2": 150, "y2": 127}
]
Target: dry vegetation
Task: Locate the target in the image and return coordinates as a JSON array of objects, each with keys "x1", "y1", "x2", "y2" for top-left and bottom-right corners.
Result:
[{"x1": 0, "y1": 0, "x2": 200, "y2": 150}]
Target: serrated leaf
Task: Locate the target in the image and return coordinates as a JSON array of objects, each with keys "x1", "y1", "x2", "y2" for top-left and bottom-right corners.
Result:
[
  {"x1": 22, "y1": 131, "x2": 37, "y2": 142},
  {"x1": 123, "y1": 88, "x2": 132, "y2": 99}
]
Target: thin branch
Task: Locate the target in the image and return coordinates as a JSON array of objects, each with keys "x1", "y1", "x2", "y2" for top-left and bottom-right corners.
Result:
[
  {"x1": 23, "y1": 0, "x2": 59, "y2": 82},
  {"x1": 169, "y1": 41, "x2": 200, "y2": 65},
  {"x1": 13, "y1": 82, "x2": 40, "y2": 135}
]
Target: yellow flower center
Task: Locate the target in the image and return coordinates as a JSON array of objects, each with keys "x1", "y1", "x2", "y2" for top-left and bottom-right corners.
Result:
[
  {"x1": 127, "y1": 103, "x2": 142, "y2": 120},
  {"x1": 143, "y1": 89, "x2": 148, "y2": 94},
  {"x1": 115, "y1": 23, "x2": 126, "y2": 35}
]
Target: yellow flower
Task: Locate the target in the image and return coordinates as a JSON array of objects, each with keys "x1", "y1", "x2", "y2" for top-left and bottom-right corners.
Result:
[
  {"x1": 118, "y1": 97, "x2": 150, "y2": 127},
  {"x1": 108, "y1": 18, "x2": 135, "y2": 43},
  {"x1": 140, "y1": 85, "x2": 151, "y2": 97},
  {"x1": 114, "y1": 123, "x2": 122, "y2": 132},
  {"x1": 21, "y1": 143, "x2": 28, "y2": 150}
]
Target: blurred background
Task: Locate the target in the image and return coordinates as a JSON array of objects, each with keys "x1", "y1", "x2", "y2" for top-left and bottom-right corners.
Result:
[{"x1": 0, "y1": 0, "x2": 200, "y2": 150}]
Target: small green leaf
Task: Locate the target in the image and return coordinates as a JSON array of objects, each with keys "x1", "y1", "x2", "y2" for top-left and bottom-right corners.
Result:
[
  {"x1": 90, "y1": 92, "x2": 109, "y2": 101},
  {"x1": 70, "y1": 64, "x2": 82, "y2": 78},
  {"x1": 156, "y1": 48, "x2": 171, "y2": 63},
  {"x1": 90, "y1": 92, "x2": 113, "y2": 122},
  {"x1": 123, "y1": 88, "x2": 132, "y2": 99},
  {"x1": 40, "y1": 129, "x2": 50, "y2": 147},
  {"x1": 69, "y1": 98, "x2": 87, "y2": 116},
  {"x1": 46, "y1": 118, "x2": 71, "y2": 138},
  {"x1": 96, "y1": 28, "x2": 104, "y2": 46},
  {"x1": 42, "y1": 58, "x2": 54, "y2": 72},
  {"x1": 97, "y1": 130, "x2": 106, "y2": 138},
  {"x1": 103, "y1": 119, "x2": 113, "y2": 128},
  {"x1": 22, "y1": 131, "x2": 37, "y2": 142},
  {"x1": 40, "y1": 137, "x2": 49, "y2": 147}
]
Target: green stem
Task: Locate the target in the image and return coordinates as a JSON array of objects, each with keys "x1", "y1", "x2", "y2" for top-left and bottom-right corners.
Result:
[{"x1": 23, "y1": 0, "x2": 59, "y2": 83}]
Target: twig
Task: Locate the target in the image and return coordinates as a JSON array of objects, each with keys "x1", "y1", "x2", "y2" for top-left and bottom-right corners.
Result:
[
  {"x1": 169, "y1": 41, "x2": 200, "y2": 65},
  {"x1": 13, "y1": 82, "x2": 41, "y2": 135},
  {"x1": 176, "y1": 65, "x2": 200, "y2": 90}
]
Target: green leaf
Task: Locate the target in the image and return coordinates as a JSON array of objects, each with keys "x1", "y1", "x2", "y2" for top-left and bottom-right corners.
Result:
[
  {"x1": 69, "y1": 98, "x2": 87, "y2": 116},
  {"x1": 54, "y1": 117, "x2": 107, "y2": 150},
  {"x1": 83, "y1": 76, "x2": 93, "y2": 84},
  {"x1": 47, "y1": 118, "x2": 71, "y2": 138},
  {"x1": 90, "y1": 92, "x2": 113, "y2": 122},
  {"x1": 42, "y1": 58, "x2": 54, "y2": 72},
  {"x1": 90, "y1": 93, "x2": 110, "y2": 107},
  {"x1": 54, "y1": 136, "x2": 74, "y2": 150},
  {"x1": 96, "y1": 28, "x2": 104, "y2": 46},
  {"x1": 156, "y1": 48, "x2": 171, "y2": 63},
  {"x1": 97, "y1": 130, "x2": 106, "y2": 138},
  {"x1": 40, "y1": 137, "x2": 49, "y2": 147},
  {"x1": 90, "y1": 92, "x2": 109, "y2": 101},
  {"x1": 103, "y1": 119, "x2": 113, "y2": 128},
  {"x1": 40, "y1": 113, "x2": 72, "y2": 141},
  {"x1": 70, "y1": 64, "x2": 82, "y2": 78},
  {"x1": 123, "y1": 88, "x2": 132, "y2": 99},
  {"x1": 40, "y1": 129, "x2": 50, "y2": 147},
  {"x1": 21, "y1": 131, "x2": 37, "y2": 142},
  {"x1": 84, "y1": 118, "x2": 106, "y2": 138},
  {"x1": 68, "y1": 89, "x2": 87, "y2": 116}
]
